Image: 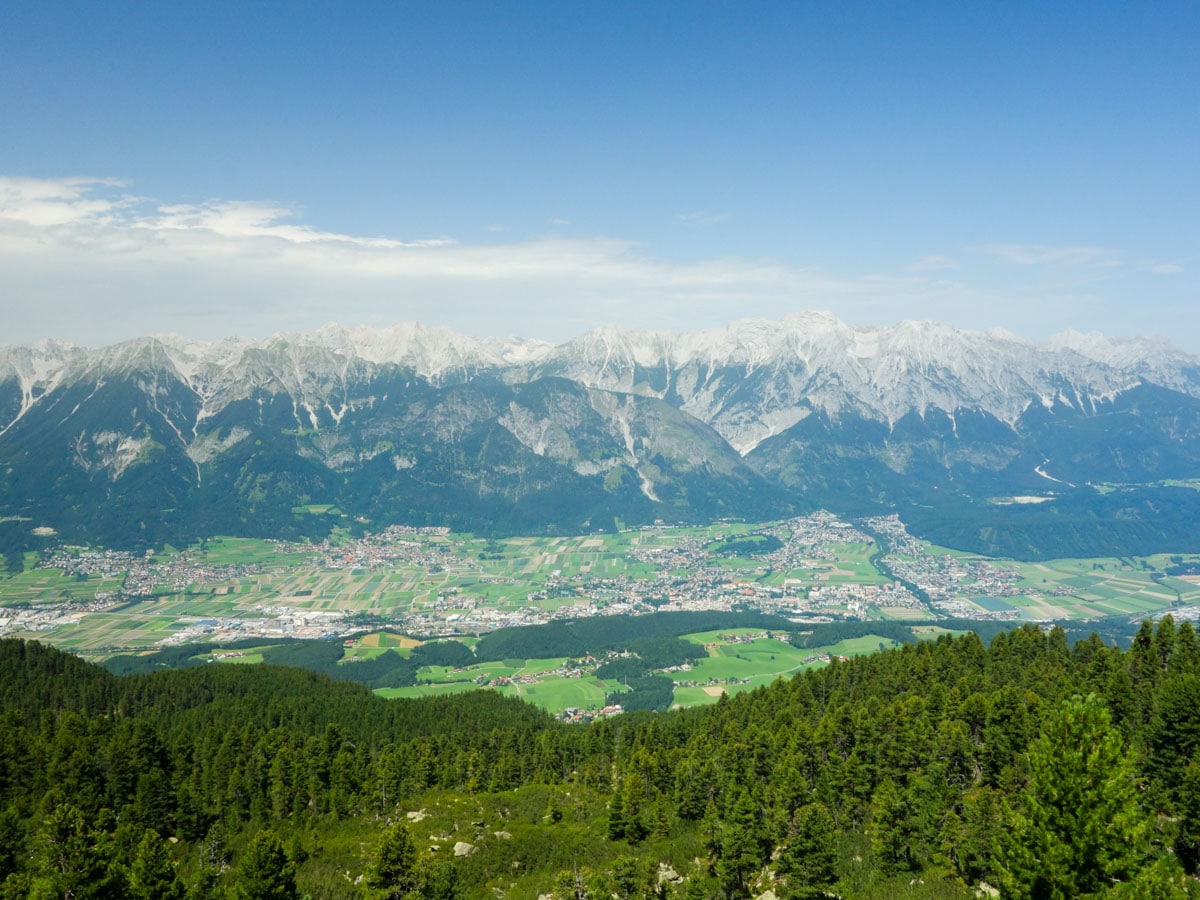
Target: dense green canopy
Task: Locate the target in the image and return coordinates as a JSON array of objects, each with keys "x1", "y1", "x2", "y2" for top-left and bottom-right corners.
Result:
[{"x1": 2, "y1": 620, "x2": 1199, "y2": 898}]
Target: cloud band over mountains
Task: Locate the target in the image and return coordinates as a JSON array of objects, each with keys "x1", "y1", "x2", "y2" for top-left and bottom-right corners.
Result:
[{"x1": 0, "y1": 177, "x2": 1186, "y2": 348}]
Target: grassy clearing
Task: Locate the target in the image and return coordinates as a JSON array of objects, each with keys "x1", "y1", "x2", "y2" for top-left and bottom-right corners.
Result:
[
  {"x1": 683, "y1": 642, "x2": 811, "y2": 682},
  {"x1": 825, "y1": 635, "x2": 900, "y2": 657},
  {"x1": 681, "y1": 627, "x2": 784, "y2": 645},
  {"x1": 912, "y1": 626, "x2": 970, "y2": 640},
  {"x1": 340, "y1": 646, "x2": 408, "y2": 663},
  {"x1": 208, "y1": 651, "x2": 268, "y2": 664},
  {"x1": 498, "y1": 677, "x2": 615, "y2": 711},
  {"x1": 670, "y1": 632, "x2": 900, "y2": 707},
  {"x1": 292, "y1": 504, "x2": 340, "y2": 515}
]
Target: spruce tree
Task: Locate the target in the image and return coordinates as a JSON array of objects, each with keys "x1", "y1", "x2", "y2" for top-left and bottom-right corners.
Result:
[
  {"x1": 621, "y1": 772, "x2": 649, "y2": 844},
  {"x1": 1174, "y1": 621, "x2": 1200, "y2": 675},
  {"x1": 869, "y1": 777, "x2": 913, "y2": 876}
]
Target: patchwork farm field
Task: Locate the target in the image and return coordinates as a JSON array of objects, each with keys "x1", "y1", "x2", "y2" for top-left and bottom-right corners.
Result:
[
  {"x1": 963, "y1": 554, "x2": 1200, "y2": 620},
  {"x1": 0, "y1": 568, "x2": 126, "y2": 605}
]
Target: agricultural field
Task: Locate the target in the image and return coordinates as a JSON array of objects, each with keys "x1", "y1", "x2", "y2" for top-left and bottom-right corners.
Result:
[
  {"x1": 374, "y1": 681, "x2": 482, "y2": 700},
  {"x1": 0, "y1": 567, "x2": 126, "y2": 605},
  {"x1": 956, "y1": 554, "x2": 1200, "y2": 620},
  {"x1": 341, "y1": 631, "x2": 420, "y2": 662},
  {"x1": 911, "y1": 625, "x2": 971, "y2": 640}
]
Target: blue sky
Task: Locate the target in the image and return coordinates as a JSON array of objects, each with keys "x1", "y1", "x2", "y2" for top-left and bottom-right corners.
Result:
[{"x1": 1, "y1": 1, "x2": 1196, "y2": 347}]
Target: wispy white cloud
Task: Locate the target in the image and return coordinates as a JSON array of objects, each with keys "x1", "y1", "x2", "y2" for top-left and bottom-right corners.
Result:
[
  {"x1": 971, "y1": 243, "x2": 1120, "y2": 267},
  {"x1": 1145, "y1": 261, "x2": 1183, "y2": 275},
  {"x1": 907, "y1": 254, "x2": 958, "y2": 272},
  {"x1": 0, "y1": 176, "x2": 127, "y2": 227},
  {"x1": 969, "y1": 242, "x2": 1186, "y2": 279},
  {"x1": 136, "y1": 200, "x2": 454, "y2": 249},
  {"x1": 0, "y1": 178, "x2": 923, "y2": 334},
  {"x1": 548, "y1": 217, "x2": 570, "y2": 226},
  {"x1": 677, "y1": 211, "x2": 729, "y2": 226}
]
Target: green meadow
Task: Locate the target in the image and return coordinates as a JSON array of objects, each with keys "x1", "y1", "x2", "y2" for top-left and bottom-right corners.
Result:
[
  {"x1": 372, "y1": 630, "x2": 911, "y2": 716},
  {"x1": 498, "y1": 677, "x2": 622, "y2": 711}
]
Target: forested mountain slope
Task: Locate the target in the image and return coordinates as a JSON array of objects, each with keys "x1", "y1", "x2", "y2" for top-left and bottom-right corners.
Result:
[{"x1": 3, "y1": 622, "x2": 1200, "y2": 898}]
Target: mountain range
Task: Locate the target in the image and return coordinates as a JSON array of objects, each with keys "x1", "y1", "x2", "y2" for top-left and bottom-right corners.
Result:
[{"x1": 4, "y1": 310, "x2": 1200, "y2": 562}]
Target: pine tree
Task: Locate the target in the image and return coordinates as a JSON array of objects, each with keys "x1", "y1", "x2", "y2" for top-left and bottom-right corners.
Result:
[
  {"x1": 416, "y1": 857, "x2": 460, "y2": 900},
  {"x1": 1174, "y1": 621, "x2": 1200, "y2": 675},
  {"x1": 1175, "y1": 759, "x2": 1200, "y2": 876},
  {"x1": 651, "y1": 796, "x2": 674, "y2": 838},
  {"x1": 552, "y1": 866, "x2": 591, "y2": 900},
  {"x1": 29, "y1": 803, "x2": 122, "y2": 899},
  {"x1": 620, "y1": 772, "x2": 649, "y2": 844},
  {"x1": 1129, "y1": 621, "x2": 1159, "y2": 722},
  {"x1": 868, "y1": 777, "x2": 913, "y2": 875},
  {"x1": 232, "y1": 830, "x2": 297, "y2": 900},
  {"x1": 128, "y1": 829, "x2": 185, "y2": 900},
  {"x1": 717, "y1": 789, "x2": 767, "y2": 897},
  {"x1": 606, "y1": 789, "x2": 626, "y2": 841},
  {"x1": 1156, "y1": 616, "x2": 1178, "y2": 673},
  {"x1": 701, "y1": 799, "x2": 723, "y2": 862},
  {"x1": 777, "y1": 802, "x2": 838, "y2": 899},
  {"x1": 611, "y1": 856, "x2": 651, "y2": 899},
  {"x1": 368, "y1": 821, "x2": 419, "y2": 898},
  {"x1": 994, "y1": 694, "x2": 1150, "y2": 899},
  {"x1": 1145, "y1": 673, "x2": 1200, "y2": 803}
]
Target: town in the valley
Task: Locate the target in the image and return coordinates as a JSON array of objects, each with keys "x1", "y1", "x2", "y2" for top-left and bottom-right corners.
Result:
[{"x1": 5, "y1": 511, "x2": 1200, "y2": 659}]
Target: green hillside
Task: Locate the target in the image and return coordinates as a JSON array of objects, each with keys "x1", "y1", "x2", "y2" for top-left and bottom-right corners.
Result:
[{"x1": 2, "y1": 620, "x2": 1199, "y2": 897}]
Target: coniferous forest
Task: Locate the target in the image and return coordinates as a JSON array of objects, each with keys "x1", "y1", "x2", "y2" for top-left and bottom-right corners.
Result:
[{"x1": 3, "y1": 621, "x2": 1200, "y2": 899}]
